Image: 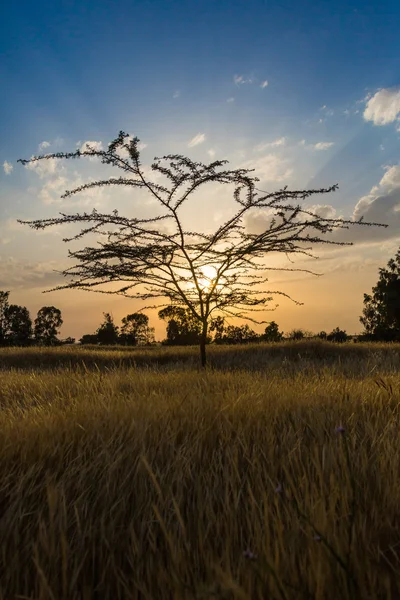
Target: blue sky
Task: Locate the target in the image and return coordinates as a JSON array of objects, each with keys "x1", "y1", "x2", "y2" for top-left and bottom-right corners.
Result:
[{"x1": 1, "y1": 0, "x2": 400, "y2": 339}]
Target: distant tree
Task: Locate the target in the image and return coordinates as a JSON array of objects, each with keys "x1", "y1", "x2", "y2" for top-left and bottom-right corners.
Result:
[
  {"x1": 287, "y1": 328, "x2": 305, "y2": 341},
  {"x1": 19, "y1": 131, "x2": 387, "y2": 366},
  {"x1": 96, "y1": 313, "x2": 119, "y2": 345},
  {"x1": 119, "y1": 312, "x2": 155, "y2": 345},
  {"x1": 327, "y1": 327, "x2": 348, "y2": 343},
  {"x1": 158, "y1": 306, "x2": 202, "y2": 345},
  {"x1": 220, "y1": 324, "x2": 259, "y2": 345},
  {"x1": 60, "y1": 337, "x2": 76, "y2": 345},
  {"x1": 210, "y1": 316, "x2": 225, "y2": 344},
  {"x1": 4, "y1": 305, "x2": 32, "y2": 346},
  {"x1": 79, "y1": 333, "x2": 99, "y2": 345},
  {"x1": 34, "y1": 306, "x2": 63, "y2": 346},
  {"x1": 317, "y1": 331, "x2": 327, "y2": 340},
  {"x1": 0, "y1": 291, "x2": 10, "y2": 346},
  {"x1": 261, "y1": 321, "x2": 284, "y2": 342},
  {"x1": 360, "y1": 248, "x2": 400, "y2": 341}
]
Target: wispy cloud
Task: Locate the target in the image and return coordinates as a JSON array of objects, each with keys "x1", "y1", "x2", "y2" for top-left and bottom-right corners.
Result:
[
  {"x1": 3, "y1": 160, "x2": 13, "y2": 175},
  {"x1": 260, "y1": 80, "x2": 268, "y2": 89},
  {"x1": 233, "y1": 74, "x2": 254, "y2": 85},
  {"x1": 254, "y1": 137, "x2": 286, "y2": 152},
  {"x1": 173, "y1": 90, "x2": 180, "y2": 99},
  {"x1": 227, "y1": 97, "x2": 235, "y2": 103},
  {"x1": 25, "y1": 156, "x2": 61, "y2": 178},
  {"x1": 313, "y1": 141, "x2": 334, "y2": 150},
  {"x1": 241, "y1": 154, "x2": 293, "y2": 183},
  {"x1": 363, "y1": 87, "x2": 400, "y2": 127},
  {"x1": 80, "y1": 141, "x2": 103, "y2": 153},
  {"x1": 207, "y1": 149, "x2": 216, "y2": 158},
  {"x1": 319, "y1": 105, "x2": 334, "y2": 117},
  {"x1": 299, "y1": 140, "x2": 334, "y2": 151},
  {"x1": 38, "y1": 141, "x2": 51, "y2": 151},
  {"x1": 188, "y1": 133, "x2": 206, "y2": 147}
]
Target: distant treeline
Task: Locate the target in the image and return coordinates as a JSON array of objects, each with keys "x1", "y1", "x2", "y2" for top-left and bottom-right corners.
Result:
[{"x1": 0, "y1": 290, "x2": 396, "y2": 348}]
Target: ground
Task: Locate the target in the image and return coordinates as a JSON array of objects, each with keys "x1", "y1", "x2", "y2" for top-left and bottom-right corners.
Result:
[{"x1": 0, "y1": 340, "x2": 399, "y2": 599}]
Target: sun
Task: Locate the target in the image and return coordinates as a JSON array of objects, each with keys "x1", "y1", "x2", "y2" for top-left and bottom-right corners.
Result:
[{"x1": 197, "y1": 265, "x2": 218, "y2": 291}]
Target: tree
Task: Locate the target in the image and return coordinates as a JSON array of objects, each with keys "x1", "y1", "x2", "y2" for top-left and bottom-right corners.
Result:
[
  {"x1": 79, "y1": 333, "x2": 99, "y2": 345},
  {"x1": 60, "y1": 337, "x2": 76, "y2": 345},
  {"x1": 158, "y1": 306, "x2": 202, "y2": 345},
  {"x1": 317, "y1": 331, "x2": 327, "y2": 340},
  {"x1": 210, "y1": 316, "x2": 225, "y2": 344},
  {"x1": 18, "y1": 131, "x2": 387, "y2": 367},
  {"x1": 0, "y1": 291, "x2": 10, "y2": 346},
  {"x1": 287, "y1": 328, "x2": 306, "y2": 341},
  {"x1": 34, "y1": 306, "x2": 63, "y2": 345},
  {"x1": 96, "y1": 313, "x2": 119, "y2": 345},
  {"x1": 220, "y1": 324, "x2": 259, "y2": 344},
  {"x1": 262, "y1": 321, "x2": 284, "y2": 342},
  {"x1": 327, "y1": 327, "x2": 348, "y2": 343},
  {"x1": 120, "y1": 312, "x2": 155, "y2": 345},
  {"x1": 360, "y1": 249, "x2": 400, "y2": 341},
  {"x1": 4, "y1": 305, "x2": 32, "y2": 346}
]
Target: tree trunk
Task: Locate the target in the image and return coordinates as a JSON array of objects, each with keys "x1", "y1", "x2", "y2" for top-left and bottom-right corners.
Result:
[{"x1": 200, "y1": 321, "x2": 208, "y2": 368}]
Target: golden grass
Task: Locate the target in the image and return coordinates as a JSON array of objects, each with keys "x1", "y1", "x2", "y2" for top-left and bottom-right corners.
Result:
[{"x1": 0, "y1": 342, "x2": 399, "y2": 599}]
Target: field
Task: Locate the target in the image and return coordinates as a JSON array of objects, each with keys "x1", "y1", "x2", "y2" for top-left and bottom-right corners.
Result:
[{"x1": 0, "y1": 341, "x2": 400, "y2": 600}]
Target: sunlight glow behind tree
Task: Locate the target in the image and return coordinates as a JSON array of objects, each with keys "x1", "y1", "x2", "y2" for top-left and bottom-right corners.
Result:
[{"x1": 18, "y1": 131, "x2": 387, "y2": 366}]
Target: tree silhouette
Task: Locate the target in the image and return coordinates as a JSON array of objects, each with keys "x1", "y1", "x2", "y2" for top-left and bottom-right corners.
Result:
[
  {"x1": 262, "y1": 321, "x2": 284, "y2": 342},
  {"x1": 158, "y1": 306, "x2": 202, "y2": 345},
  {"x1": 96, "y1": 313, "x2": 119, "y2": 345},
  {"x1": 327, "y1": 327, "x2": 348, "y2": 343},
  {"x1": 120, "y1": 312, "x2": 155, "y2": 345},
  {"x1": 0, "y1": 291, "x2": 10, "y2": 346},
  {"x1": 4, "y1": 305, "x2": 32, "y2": 346},
  {"x1": 19, "y1": 131, "x2": 387, "y2": 366},
  {"x1": 34, "y1": 306, "x2": 63, "y2": 345},
  {"x1": 360, "y1": 248, "x2": 400, "y2": 341}
]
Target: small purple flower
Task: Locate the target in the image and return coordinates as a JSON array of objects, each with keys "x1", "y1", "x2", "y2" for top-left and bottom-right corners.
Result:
[
  {"x1": 275, "y1": 483, "x2": 283, "y2": 494},
  {"x1": 243, "y1": 548, "x2": 258, "y2": 560},
  {"x1": 335, "y1": 425, "x2": 346, "y2": 435},
  {"x1": 313, "y1": 534, "x2": 321, "y2": 542}
]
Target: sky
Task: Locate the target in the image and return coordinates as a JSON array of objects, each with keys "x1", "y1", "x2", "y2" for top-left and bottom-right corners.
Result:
[{"x1": 1, "y1": 0, "x2": 400, "y2": 341}]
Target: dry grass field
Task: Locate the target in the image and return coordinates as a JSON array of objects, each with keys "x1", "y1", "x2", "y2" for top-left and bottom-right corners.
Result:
[{"x1": 0, "y1": 340, "x2": 399, "y2": 599}]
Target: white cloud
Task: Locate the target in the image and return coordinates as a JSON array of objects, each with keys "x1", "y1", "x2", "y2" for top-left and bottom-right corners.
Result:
[
  {"x1": 80, "y1": 140, "x2": 103, "y2": 153},
  {"x1": 298, "y1": 140, "x2": 334, "y2": 151},
  {"x1": 241, "y1": 154, "x2": 293, "y2": 183},
  {"x1": 233, "y1": 74, "x2": 253, "y2": 85},
  {"x1": 308, "y1": 204, "x2": 337, "y2": 219},
  {"x1": 173, "y1": 90, "x2": 180, "y2": 99},
  {"x1": 363, "y1": 87, "x2": 400, "y2": 126},
  {"x1": 25, "y1": 156, "x2": 61, "y2": 179},
  {"x1": 319, "y1": 105, "x2": 334, "y2": 117},
  {"x1": 38, "y1": 174, "x2": 105, "y2": 207},
  {"x1": 188, "y1": 133, "x2": 206, "y2": 148},
  {"x1": 38, "y1": 141, "x2": 51, "y2": 151},
  {"x1": 260, "y1": 80, "x2": 268, "y2": 89},
  {"x1": 207, "y1": 149, "x2": 216, "y2": 158},
  {"x1": 3, "y1": 161, "x2": 13, "y2": 175},
  {"x1": 254, "y1": 137, "x2": 286, "y2": 152},
  {"x1": 313, "y1": 142, "x2": 334, "y2": 151},
  {"x1": 342, "y1": 164, "x2": 400, "y2": 243},
  {"x1": 227, "y1": 97, "x2": 235, "y2": 103}
]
